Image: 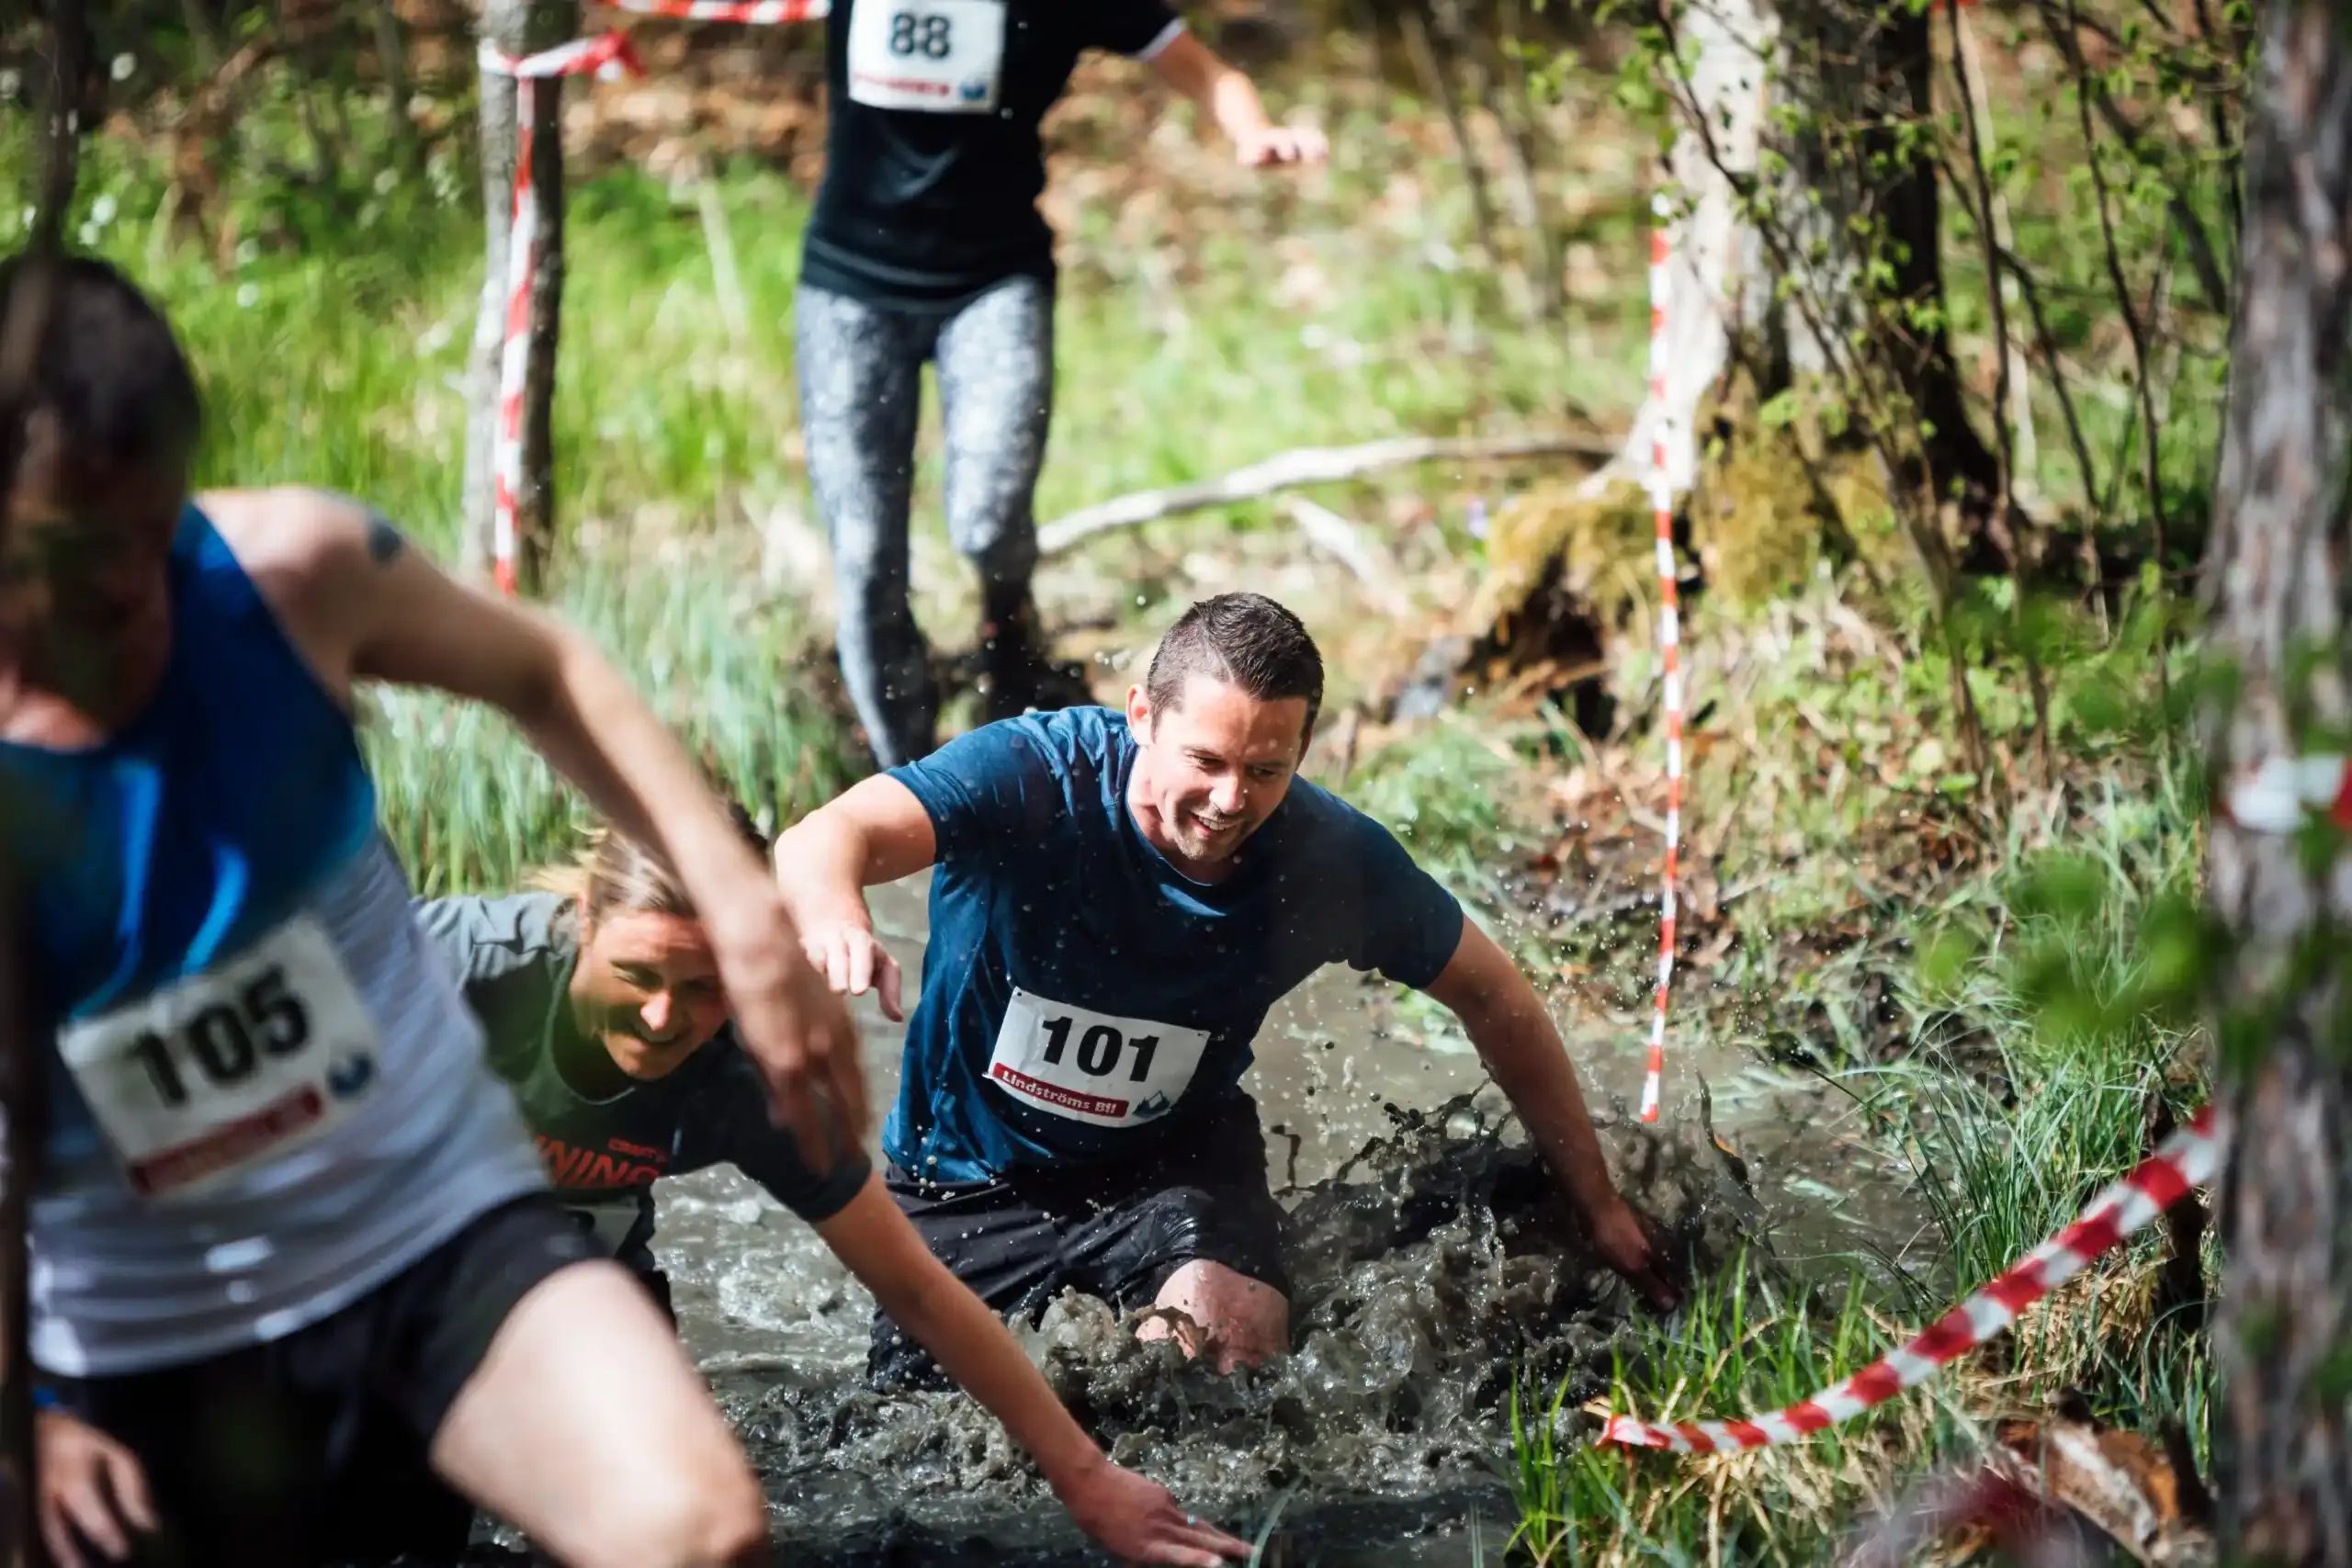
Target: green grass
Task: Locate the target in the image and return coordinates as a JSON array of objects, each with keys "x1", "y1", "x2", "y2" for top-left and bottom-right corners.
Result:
[
  {"x1": 1509, "y1": 742, "x2": 2211, "y2": 1563},
  {"x1": 1340, "y1": 716, "x2": 1526, "y2": 896},
  {"x1": 6, "y1": 41, "x2": 1642, "y2": 896},
  {"x1": 26, "y1": 54, "x2": 1639, "y2": 571},
  {"x1": 364, "y1": 549, "x2": 860, "y2": 895}
]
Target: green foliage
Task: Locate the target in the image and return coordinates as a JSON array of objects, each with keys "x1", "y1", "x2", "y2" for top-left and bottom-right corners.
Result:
[
  {"x1": 1510, "y1": 1267, "x2": 1963, "y2": 1568},
  {"x1": 13, "y1": 37, "x2": 1639, "y2": 576},
  {"x1": 1340, "y1": 720, "x2": 1521, "y2": 897},
  {"x1": 365, "y1": 553, "x2": 861, "y2": 896}
]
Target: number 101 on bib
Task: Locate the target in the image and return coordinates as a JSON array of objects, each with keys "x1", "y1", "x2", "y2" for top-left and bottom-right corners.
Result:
[{"x1": 986, "y1": 987, "x2": 1210, "y2": 1129}]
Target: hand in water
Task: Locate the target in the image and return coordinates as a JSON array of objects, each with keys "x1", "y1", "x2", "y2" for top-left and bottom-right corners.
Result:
[
  {"x1": 37, "y1": 1410, "x2": 157, "y2": 1568},
  {"x1": 1237, "y1": 123, "x2": 1329, "y2": 167},
  {"x1": 1054, "y1": 1458, "x2": 1252, "y2": 1567},
  {"x1": 712, "y1": 905, "x2": 871, "y2": 1170},
  {"x1": 1589, "y1": 1196, "x2": 1685, "y2": 1314},
  {"x1": 800, "y1": 919, "x2": 906, "y2": 1023}
]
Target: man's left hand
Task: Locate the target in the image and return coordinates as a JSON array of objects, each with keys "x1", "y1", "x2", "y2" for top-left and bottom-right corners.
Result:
[{"x1": 1588, "y1": 1196, "x2": 1684, "y2": 1314}]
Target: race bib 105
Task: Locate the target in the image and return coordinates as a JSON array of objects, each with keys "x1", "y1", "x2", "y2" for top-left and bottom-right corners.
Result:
[
  {"x1": 56, "y1": 916, "x2": 382, "y2": 1203},
  {"x1": 986, "y1": 987, "x2": 1210, "y2": 1129},
  {"x1": 847, "y1": 0, "x2": 1006, "y2": 114}
]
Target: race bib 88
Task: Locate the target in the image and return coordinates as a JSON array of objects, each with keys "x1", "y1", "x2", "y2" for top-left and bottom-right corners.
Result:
[
  {"x1": 847, "y1": 0, "x2": 1006, "y2": 114},
  {"x1": 56, "y1": 916, "x2": 382, "y2": 1202},
  {"x1": 987, "y1": 987, "x2": 1210, "y2": 1129}
]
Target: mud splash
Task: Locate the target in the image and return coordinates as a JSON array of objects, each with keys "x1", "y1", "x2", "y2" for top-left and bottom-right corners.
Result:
[
  {"x1": 447, "y1": 874, "x2": 1917, "y2": 1565},
  {"x1": 684, "y1": 1095, "x2": 1755, "y2": 1565}
]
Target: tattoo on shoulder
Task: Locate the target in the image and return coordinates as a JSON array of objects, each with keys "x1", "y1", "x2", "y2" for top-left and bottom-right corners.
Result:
[{"x1": 365, "y1": 509, "x2": 407, "y2": 566}]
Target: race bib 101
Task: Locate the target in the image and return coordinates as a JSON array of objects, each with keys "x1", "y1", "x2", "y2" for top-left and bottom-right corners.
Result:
[
  {"x1": 847, "y1": 0, "x2": 1006, "y2": 114},
  {"x1": 986, "y1": 987, "x2": 1210, "y2": 1130},
  {"x1": 56, "y1": 916, "x2": 383, "y2": 1203}
]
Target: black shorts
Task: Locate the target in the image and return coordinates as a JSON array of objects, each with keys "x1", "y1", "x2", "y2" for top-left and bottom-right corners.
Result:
[
  {"x1": 617, "y1": 1242, "x2": 677, "y2": 1325},
  {"x1": 869, "y1": 1094, "x2": 1291, "y2": 1391},
  {"x1": 47, "y1": 1190, "x2": 599, "y2": 1568}
]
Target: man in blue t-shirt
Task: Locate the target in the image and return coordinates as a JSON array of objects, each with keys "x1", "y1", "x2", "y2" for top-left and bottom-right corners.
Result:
[{"x1": 774, "y1": 593, "x2": 1681, "y2": 1388}]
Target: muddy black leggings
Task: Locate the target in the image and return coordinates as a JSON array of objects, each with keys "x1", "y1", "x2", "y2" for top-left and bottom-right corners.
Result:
[{"x1": 795, "y1": 275, "x2": 1056, "y2": 769}]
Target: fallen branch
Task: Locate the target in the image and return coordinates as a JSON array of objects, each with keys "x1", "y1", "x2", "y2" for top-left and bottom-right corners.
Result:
[
  {"x1": 1283, "y1": 497, "x2": 1412, "y2": 618},
  {"x1": 1036, "y1": 431, "x2": 1617, "y2": 555}
]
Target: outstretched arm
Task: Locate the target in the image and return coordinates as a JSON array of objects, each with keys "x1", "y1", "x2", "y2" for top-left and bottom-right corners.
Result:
[
  {"x1": 816, "y1": 1178, "x2": 1249, "y2": 1567},
  {"x1": 1147, "y1": 31, "x2": 1328, "y2": 167},
  {"x1": 771, "y1": 774, "x2": 938, "y2": 1022},
  {"x1": 1421, "y1": 919, "x2": 1685, "y2": 1311},
  {"x1": 229, "y1": 488, "x2": 869, "y2": 1169}
]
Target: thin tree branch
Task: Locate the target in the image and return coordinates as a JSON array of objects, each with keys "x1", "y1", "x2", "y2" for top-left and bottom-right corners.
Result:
[
  {"x1": 1398, "y1": 1, "x2": 1501, "y2": 274},
  {"x1": 2038, "y1": 0, "x2": 2236, "y2": 312},
  {"x1": 2189, "y1": 0, "x2": 2245, "y2": 254},
  {"x1": 1990, "y1": 243, "x2": 2105, "y2": 514},
  {"x1": 1950, "y1": 0, "x2": 2050, "y2": 784},
  {"x1": 2059, "y1": 0, "x2": 2175, "y2": 754},
  {"x1": 1989, "y1": 240, "x2": 2110, "y2": 629},
  {"x1": 1036, "y1": 431, "x2": 1618, "y2": 555}
]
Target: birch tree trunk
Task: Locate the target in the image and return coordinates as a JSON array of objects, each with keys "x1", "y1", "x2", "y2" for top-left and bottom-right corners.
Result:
[
  {"x1": 1596, "y1": 0, "x2": 2009, "y2": 566},
  {"x1": 2203, "y1": 3, "x2": 2352, "y2": 1558},
  {"x1": 1582, "y1": 0, "x2": 1773, "y2": 503},
  {"x1": 461, "y1": 0, "x2": 577, "y2": 592}
]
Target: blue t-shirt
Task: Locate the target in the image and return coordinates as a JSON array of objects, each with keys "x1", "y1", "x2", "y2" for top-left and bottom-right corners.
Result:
[{"x1": 884, "y1": 706, "x2": 1465, "y2": 1180}]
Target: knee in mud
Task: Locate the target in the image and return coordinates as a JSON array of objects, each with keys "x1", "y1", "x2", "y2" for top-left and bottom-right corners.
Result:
[
  {"x1": 1150, "y1": 1259, "x2": 1290, "y2": 1371},
  {"x1": 576, "y1": 1461, "x2": 769, "y2": 1568}
]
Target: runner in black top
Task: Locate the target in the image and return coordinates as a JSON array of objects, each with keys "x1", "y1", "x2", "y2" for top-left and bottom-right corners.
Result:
[
  {"x1": 797, "y1": 0, "x2": 1327, "y2": 768},
  {"x1": 420, "y1": 811, "x2": 1253, "y2": 1564},
  {"x1": 413, "y1": 809, "x2": 873, "y2": 1318}
]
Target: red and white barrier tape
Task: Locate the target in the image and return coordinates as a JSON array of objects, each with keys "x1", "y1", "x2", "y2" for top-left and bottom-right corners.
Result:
[
  {"x1": 600, "y1": 0, "x2": 829, "y2": 19},
  {"x1": 476, "y1": 2, "x2": 822, "y2": 596},
  {"x1": 2221, "y1": 753, "x2": 2352, "y2": 833},
  {"x1": 1641, "y1": 189, "x2": 1682, "y2": 1125},
  {"x1": 478, "y1": 30, "x2": 646, "y2": 597},
  {"x1": 1601, "y1": 1103, "x2": 2221, "y2": 1453}
]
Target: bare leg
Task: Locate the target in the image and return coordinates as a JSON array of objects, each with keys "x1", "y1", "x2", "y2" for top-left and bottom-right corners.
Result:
[
  {"x1": 430, "y1": 1261, "x2": 768, "y2": 1568},
  {"x1": 1139, "y1": 1261, "x2": 1288, "y2": 1373}
]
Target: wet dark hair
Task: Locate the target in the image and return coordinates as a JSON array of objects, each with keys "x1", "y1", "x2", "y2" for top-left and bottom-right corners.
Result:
[
  {"x1": 0, "y1": 253, "x2": 201, "y2": 479},
  {"x1": 529, "y1": 799, "x2": 769, "y2": 927},
  {"x1": 1143, "y1": 592, "x2": 1324, "y2": 739}
]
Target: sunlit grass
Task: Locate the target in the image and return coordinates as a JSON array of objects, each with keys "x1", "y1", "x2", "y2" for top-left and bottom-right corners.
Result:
[
  {"x1": 1510, "y1": 740, "x2": 2210, "y2": 1561},
  {"x1": 363, "y1": 547, "x2": 860, "y2": 895},
  {"x1": 31, "y1": 61, "x2": 1637, "y2": 571}
]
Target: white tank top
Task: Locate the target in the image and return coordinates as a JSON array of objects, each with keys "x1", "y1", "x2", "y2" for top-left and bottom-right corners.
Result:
[{"x1": 29, "y1": 840, "x2": 550, "y2": 1377}]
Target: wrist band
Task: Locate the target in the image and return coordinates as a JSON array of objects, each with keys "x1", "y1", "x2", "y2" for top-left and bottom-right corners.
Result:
[{"x1": 30, "y1": 1385, "x2": 58, "y2": 1410}]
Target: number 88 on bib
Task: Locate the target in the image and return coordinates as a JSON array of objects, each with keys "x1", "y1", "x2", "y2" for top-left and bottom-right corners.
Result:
[{"x1": 848, "y1": 0, "x2": 1007, "y2": 113}]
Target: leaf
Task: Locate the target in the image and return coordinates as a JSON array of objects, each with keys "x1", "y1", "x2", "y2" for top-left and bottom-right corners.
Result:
[{"x1": 1919, "y1": 928, "x2": 1979, "y2": 995}]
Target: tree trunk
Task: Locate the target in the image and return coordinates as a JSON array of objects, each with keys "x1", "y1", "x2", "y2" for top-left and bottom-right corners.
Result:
[
  {"x1": 461, "y1": 0, "x2": 576, "y2": 593},
  {"x1": 1610, "y1": 0, "x2": 2015, "y2": 571},
  {"x1": 1868, "y1": 4, "x2": 2006, "y2": 548},
  {"x1": 2203, "y1": 3, "x2": 2352, "y2": 1560},
  {"x1": 0, "y1": 5, "x2": 83, "y2": 1560},
  {"x1": 1579, "y1": 0, "x2": 1772, "y2": 504}
]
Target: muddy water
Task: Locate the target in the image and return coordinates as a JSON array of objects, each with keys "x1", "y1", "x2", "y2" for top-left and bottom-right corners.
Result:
[{"x1": 476, "y1": 875, "x2": 1928, "y2": 1565}]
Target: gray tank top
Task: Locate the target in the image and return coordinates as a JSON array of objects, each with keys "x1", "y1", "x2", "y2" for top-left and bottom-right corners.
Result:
[{"x1": 29, "y1": 840, "x2": 550, "y2": 1378}]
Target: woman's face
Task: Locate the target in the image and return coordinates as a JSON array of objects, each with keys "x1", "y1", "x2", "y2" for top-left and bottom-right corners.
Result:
[{"x1": 571, "y1": 907, "x2": 731, "y2": 1079}]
